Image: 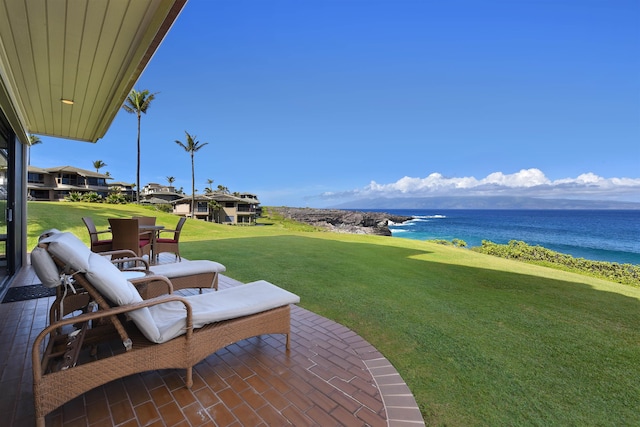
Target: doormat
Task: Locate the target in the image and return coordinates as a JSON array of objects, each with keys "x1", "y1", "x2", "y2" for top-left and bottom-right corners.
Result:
[{"x1": 2, "y1": 284, "x2": 56, "y2": 303}]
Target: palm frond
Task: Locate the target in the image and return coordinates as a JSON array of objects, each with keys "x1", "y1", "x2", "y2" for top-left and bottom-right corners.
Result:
[{"x1": 122, "y1": 89, "x2": 158, "y2": 114}]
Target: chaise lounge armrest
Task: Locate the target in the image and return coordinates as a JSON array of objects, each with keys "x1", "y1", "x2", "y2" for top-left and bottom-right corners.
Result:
[
  {"x1": 33, "y1": 293, "x2": 195, "y2": 365},
  {"x1": 127, "y1": 273, "x2": 175, "y2": 298},
  {"x1": 110, "y1": 255, "x2": 150, "y2": 271},
  {"x1": 101, "y1": 249, "x2": 151, "y2": 271},
  {"x1": 101, "y1": 249, "x2": 139, "y2": 259}
]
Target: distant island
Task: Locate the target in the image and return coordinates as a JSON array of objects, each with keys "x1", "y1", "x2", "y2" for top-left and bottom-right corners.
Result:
[{"x1": 330, "y1": 196, "x2": 640, "y2": 210}]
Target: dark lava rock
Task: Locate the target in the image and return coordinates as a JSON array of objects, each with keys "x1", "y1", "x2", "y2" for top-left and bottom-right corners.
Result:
[{"x1": 269, "y1": 207, "x2": 412, "y2": 236}]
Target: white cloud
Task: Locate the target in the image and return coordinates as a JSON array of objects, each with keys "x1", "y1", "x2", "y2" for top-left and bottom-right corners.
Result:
[
  {"x1": 481, "y1": 169, "x2": 550, "y2": 187},
  {"x1": 320, "y1": 168, "x2": 640, "y2": 202}
]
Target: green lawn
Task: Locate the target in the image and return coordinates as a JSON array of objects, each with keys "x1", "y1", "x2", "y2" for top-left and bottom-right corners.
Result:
[{"x1": 28, "y1": 202, "x2": 640, "y2": 426}]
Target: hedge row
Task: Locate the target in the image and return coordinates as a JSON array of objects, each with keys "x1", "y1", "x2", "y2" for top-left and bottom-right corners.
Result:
[
  {"x1": 65, "y1": 191, "x2": 127, "y2": 204},
  {"x1": 472, "y1": 240, "x2": 640, "y2": 287}
]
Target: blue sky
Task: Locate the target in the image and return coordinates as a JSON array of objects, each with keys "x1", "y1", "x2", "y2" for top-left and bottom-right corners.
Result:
[{"x1": 31, "y1": 0, "x2": 640, "y2": 207}]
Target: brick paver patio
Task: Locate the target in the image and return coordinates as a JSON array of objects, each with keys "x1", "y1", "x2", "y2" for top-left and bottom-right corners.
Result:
[{"x1": 0, "y1": 254, "x2": 425, "y2": 426}]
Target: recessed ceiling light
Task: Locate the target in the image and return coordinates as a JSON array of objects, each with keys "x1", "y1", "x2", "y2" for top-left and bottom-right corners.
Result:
[{"x1": 61, "y1": 98, "x2": 74, "y2": 105}]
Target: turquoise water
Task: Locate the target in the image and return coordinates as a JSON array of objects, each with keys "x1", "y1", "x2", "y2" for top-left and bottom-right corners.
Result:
[{"x1": 378, "y1": 209, "x2": 640, "y2": 265}]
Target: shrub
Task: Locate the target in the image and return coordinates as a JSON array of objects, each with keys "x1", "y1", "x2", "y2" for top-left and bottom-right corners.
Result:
[
  {"x1": 64, "y1": 192, "x2": 84, "y2": 202},
  {"x1": 427, "y1": 239, "x2": 467, "y2": 247},
  {"x1": 428, "y1": 239, "x2": 450, "y2": 245},
  {"x1": 82, "y1": 192, "x2": 102, "y2": 203},
  {"x1": 105, "y1": 192, "x2": 128, "y2": 204},
  {"x1": 452, "y1": 238, "x2": 467, "y2": 248},
  {"x1": 155, "y1": 204, "x2": 173, "y2": 213}
]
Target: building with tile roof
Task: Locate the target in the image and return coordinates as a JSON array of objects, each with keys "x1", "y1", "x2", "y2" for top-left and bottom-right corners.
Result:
[
  {"x1": 173, "y1": 192, "x2": 261, "y2": 225},
  {"x1": 27, "y1": 165, "x2": 111, "y2": 201}
]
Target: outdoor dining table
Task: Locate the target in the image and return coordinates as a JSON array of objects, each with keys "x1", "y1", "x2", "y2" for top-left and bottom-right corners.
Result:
[
  {"x1": 108, "y1": 222, "x2": 165, "y2": 264},
  {"x1": 139, "y1": 224, "x2": 164, "y2": 263}
]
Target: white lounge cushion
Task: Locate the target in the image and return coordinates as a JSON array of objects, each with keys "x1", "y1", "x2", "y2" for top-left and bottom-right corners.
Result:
[
  {"x1": 84, "y1": 252, "x2": 161, "y2": 343},
  {"x1": 150, "y1": 260, "x2": 226, "y2": 277},
  {"x1": 31, "y1": 247, "x2": 62, "y2": 288},
  {"x1": 40, "y1": 232, "x2": 92, "y2": 272},
  {"x1": 146, "y1": 280, "x2": 300, "y2": 343},
  {"x1": 150, "y1": 260, "x2": 226, "y2": 279},
  {"x1": 85, "y1": 253, "x2": 140, "y2": 305}
]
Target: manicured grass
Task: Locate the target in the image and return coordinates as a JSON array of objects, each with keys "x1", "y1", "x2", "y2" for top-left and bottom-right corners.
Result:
[{"x1": 28, "y1": 202, "x2": 640, "y2": 426}]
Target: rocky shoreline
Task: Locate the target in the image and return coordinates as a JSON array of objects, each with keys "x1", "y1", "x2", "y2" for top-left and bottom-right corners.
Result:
[{"x1": 268, "y1": 207, "x2": 413, "y2": 236}]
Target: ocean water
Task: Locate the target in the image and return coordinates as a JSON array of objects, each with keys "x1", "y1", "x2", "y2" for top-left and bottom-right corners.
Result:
[{"x1": 377, "y1": 209, "x2": 640, "y2": 265}]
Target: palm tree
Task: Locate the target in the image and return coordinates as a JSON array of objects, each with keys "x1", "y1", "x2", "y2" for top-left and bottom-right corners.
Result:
[
  {"x1": 166, "y1": 176, "x2": 176, "y2": 193},
  {"x1": 208, "y1": 200, "x2": 222, "y2": 223},
  {"x1": 175, "y1": 131, "x2": 208, "y2": 218},
  {"x1": 93, "y1": 160, "x2": 107, "y2": 173},
  {"x1": 205, "y1": 178, "x2": 214, "y2": 193},
  {"x1": 122, "y1": 88, "x2": 158, "y2": 203}
]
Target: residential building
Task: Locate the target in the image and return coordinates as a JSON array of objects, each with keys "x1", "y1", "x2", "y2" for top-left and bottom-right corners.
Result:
[
  {"x1": 141, "y1": 182, "x2": 183, "y2": 205},
  {"x1": 173, "y1": 195, "x2": 211, "y2": 220},
  {"x1": 108, "y1": 181, "x2": 136, "y2": 201},
  {"x1": 27, "y1": 165, "x2": 111, "y2": 201},
  {"x1": 173, "y1": 192, "x2": 261, "y2": 225}
]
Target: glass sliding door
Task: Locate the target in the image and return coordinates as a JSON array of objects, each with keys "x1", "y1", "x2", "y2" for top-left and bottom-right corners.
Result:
[{"x1": 0, "y1": 122, "x2": 9, "y2": 283}]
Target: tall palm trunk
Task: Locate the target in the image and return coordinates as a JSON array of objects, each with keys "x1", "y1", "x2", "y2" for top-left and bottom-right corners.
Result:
[
  {"x1": 136, "y1": 111, "x2": 141, "y2": 203},
  {"x1": 191, "y1": 152, "x2": 195, "y2": 218}
]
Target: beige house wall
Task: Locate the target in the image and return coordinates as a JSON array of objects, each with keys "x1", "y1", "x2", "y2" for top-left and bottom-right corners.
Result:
[
  {"x1": 173, "y1": 204, "x2": 192, "y2": 216},
  {"x1": 173, "y1": 198, "x2": 258, "y2": 225}
]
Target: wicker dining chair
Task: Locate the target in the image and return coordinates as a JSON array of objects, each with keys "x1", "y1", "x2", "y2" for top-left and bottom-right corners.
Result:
[
  {"x1": 81, "y1": 217, "x2": 112, "y2": 253},
  {"x1": 155, "y1": 216, "x2": 187, "y2": 261}
]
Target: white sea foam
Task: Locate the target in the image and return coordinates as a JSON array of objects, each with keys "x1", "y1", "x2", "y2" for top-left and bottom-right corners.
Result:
[
  {"x1": 410, "y1": 218, "x2": 429, "y2": 223},
  {"x1": 389, "y1": 221, "x2": 415, "y2": 227},
  {"x1": 414, "y1": 215, "x2": 446, "y2": 219}
]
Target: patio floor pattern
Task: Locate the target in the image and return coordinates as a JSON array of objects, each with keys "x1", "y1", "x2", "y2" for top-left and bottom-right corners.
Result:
[{"x1": 0, "y1": 253, "x2": 425, "y2": 427}]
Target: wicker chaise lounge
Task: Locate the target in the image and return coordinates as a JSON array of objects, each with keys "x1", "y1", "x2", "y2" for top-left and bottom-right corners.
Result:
[{"x1": 30, "y1": 231, "x2": 300, "y2": 427}]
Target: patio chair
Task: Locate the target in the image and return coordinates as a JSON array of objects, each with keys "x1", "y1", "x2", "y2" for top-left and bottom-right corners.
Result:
[
  {"x1": 155, "y1": 216, "x2": 187, "y2": 261},
  {"x1": 30, "y1": 231, "x2": 299, "y2": 427},
  {"x1": 108, "y1": 218, "x2": 152, "y2": 259},
  {"x1": 81, "y1": 217, "x2": 112, "y2": 253}
]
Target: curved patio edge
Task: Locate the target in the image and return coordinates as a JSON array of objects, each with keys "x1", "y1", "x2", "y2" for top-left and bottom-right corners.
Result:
[{"x1": 291, "y1": 305, "x2": 426, "y2": 426}]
